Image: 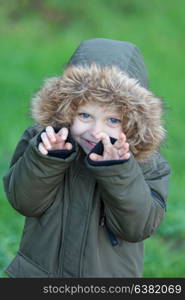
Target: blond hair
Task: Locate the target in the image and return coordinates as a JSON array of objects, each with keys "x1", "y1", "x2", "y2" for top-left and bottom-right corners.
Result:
[{"x1": 31, "y1": 64, "x2": 165, "y2": 161}]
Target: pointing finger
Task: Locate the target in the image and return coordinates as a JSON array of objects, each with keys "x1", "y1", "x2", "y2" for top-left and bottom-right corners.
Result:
[
  {"x1": 95, "y1": 132, "x2": 111, "y2": 148},
  {"x1": 40, "y1": 132, "x2": 52, "y2": 150},
  {"x1": 114, "y1": 133, "x2": 126, "y2": 149},
  {"x1": 57, "y1": 127, "x2": 68, "y2": 141},
  {"x1": 45, "y1": 126, "x2": 56, "y2": 143}
]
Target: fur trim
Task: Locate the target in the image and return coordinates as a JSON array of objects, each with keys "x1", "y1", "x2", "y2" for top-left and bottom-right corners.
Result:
[{"x1": 31, "y1": 64, "x2": 166, "y2": 161}]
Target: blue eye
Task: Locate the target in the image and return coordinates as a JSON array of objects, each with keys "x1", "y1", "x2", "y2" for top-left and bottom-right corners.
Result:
[
  {"x1": 79, "y1": 113, "x2": 90, "y2": 119},
  {"x1": 108, "y1": 118, "x2": 121, "y2": 124}
]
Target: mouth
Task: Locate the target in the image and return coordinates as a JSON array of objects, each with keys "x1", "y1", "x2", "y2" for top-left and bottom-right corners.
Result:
[{"x1": 83, "y1": 138, "x2": 97, "y2": 149}]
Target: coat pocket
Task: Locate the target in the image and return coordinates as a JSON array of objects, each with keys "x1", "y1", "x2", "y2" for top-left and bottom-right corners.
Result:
[{"x1": 5, "y1": 252, "x2": 50, "y2": 278}]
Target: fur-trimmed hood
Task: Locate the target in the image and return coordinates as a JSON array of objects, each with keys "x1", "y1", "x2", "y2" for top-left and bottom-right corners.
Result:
[{"x1": 31, "y1": 38, "x2": 166, "y2": 161}]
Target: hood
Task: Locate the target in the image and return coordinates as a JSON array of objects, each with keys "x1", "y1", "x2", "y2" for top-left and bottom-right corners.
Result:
[
  {"x1": 31, "y1": 38, "x2": 166, "y2": 161},
  {"x1": 67, "y1": 38, "x2": 148, "y2": 88}
]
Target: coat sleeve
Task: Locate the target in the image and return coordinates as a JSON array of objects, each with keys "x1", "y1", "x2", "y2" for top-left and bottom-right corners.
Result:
[
  {"x1": 3, "y1": 125, "x2": 78, "y2": 217},
  {"x1": 86, "y1": 152, "x2": 171, "y2": 242}
]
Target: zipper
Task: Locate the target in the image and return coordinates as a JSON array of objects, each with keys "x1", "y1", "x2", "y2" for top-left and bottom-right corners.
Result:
[
  {"x1": 57, "y1": 180, "x2": 71, "y2": 276},
  {"x1": 57, "y1": 165, "x2": 81, "y2": 277},
  {"x1": 79, "y1": 180, "x2": 96, "y2": 277}
]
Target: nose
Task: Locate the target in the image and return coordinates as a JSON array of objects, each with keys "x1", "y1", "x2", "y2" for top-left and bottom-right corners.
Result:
[{"x1": 90, "y1": 121, "x2": 103, "y2": 140}]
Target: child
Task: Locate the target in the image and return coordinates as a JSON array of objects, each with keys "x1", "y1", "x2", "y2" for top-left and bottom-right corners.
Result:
[{"x1": 3, "y1": 38, "x2": 171, "y2": 277}]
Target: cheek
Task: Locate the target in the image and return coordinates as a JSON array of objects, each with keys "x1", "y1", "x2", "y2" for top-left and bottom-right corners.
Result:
[
  {"x1": 107, "y1": 126, "x2": 122, "y2": 139},
  {"x1": 70, "y1": 119, "x2": 86, "y2": 137}
]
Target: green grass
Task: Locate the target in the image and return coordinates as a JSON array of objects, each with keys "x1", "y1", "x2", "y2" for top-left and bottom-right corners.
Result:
[{"x1": 1, "y1": 0, "x2": 185, "y2": 277}]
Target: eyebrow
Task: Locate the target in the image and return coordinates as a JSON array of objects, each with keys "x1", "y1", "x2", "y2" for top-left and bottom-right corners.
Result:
[{"x1": 104, "y1": 112, "x2": 122, "y2": 119}]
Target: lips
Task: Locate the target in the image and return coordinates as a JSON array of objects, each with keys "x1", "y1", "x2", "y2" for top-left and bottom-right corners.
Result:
[{"x1": 83, "y1": 138, "x2": 97, "y2": 149}]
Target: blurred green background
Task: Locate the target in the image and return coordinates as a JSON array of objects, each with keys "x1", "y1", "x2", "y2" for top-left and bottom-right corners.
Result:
[{"x1": 0, "y1": 0, "x2": 185, "y2": 277}]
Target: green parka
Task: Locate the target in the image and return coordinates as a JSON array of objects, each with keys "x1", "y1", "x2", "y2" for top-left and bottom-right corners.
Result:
[{"x1": 3, "y1": 39, "x2": 171, "y2": 277}]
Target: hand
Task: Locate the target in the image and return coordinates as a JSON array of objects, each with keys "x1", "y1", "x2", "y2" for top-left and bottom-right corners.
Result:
[
  {"x1": 38, "y1": 126, "x2": 72, "y2": 155},
  {"x1": 89, "y1": 132, "x2": 130, "y2": 161}
]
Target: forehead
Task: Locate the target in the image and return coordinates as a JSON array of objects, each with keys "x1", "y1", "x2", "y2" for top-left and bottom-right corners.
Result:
[{"x1": 77, "y1": 101, "x2": 120, "y2": 115}]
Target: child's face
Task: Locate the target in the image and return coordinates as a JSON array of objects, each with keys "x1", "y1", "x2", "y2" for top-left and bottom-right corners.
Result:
[{"x1": 70, "y1": 102, "x2": 122, "y2": 154}]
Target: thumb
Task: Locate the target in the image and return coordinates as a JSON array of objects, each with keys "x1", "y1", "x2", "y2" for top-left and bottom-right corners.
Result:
[{"x1": 89, "y1": 153, "x2": 103, "y2": 161}]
